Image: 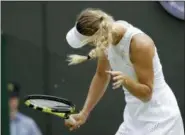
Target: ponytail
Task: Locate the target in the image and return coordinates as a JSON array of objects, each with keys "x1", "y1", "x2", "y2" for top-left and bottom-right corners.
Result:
[
  {"x1": 67, "y1": 54, "x2": 89, "y2": 65},
  {"x1": 67, "y1": 48, "x2": 101, "y2": 65}
]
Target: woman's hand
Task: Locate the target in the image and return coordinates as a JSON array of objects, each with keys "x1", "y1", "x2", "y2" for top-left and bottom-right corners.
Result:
[
  {"x1": 64, "y1": 111, "x2": 89, "y2": 131},
  {"x1": 106, "y1": 70, "x2": 126, "y2": 89}
]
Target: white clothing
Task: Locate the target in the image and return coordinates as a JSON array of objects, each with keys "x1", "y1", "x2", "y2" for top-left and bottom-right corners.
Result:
[{"x1": 106, "y1": 20, "x2": 184, "y2": 135}]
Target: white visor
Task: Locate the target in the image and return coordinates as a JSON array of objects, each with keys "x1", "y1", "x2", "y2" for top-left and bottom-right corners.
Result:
[{"x1": 66, "y1": 26, "x2": 90, "y2": 49}]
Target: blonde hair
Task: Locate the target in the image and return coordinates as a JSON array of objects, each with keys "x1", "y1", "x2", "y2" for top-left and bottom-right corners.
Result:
[{"x1": 67, "y1": 8, "x2": 114, "y2": 65}]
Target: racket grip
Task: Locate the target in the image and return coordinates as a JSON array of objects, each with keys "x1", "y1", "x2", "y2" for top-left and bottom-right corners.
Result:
[{"x1": 66, "y1": 115, "x2": 77, "y2": 125}]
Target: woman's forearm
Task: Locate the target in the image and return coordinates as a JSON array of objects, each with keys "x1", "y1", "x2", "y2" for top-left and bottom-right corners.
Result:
[
  {"x1": 123, "y1": 76, "x2": 152, "y2": 102},
  {"x1": 81, "y1": 73, "x2": 110, "y2": 115}
]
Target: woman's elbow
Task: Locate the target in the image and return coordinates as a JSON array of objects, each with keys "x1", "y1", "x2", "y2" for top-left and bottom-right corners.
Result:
[{"x1": 141, "y1": 87, "x2": 153, "y2": 103}]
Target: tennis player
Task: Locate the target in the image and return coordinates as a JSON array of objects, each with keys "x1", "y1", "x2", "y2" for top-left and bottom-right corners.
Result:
[{"x1": 65, "y1": 8, "x2": 184, "y2": 135}]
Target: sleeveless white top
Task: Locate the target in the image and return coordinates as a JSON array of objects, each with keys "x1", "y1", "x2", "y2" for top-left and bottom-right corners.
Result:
[{"x1": 106, "y1": 20, "x2": 180, "y2": 123}]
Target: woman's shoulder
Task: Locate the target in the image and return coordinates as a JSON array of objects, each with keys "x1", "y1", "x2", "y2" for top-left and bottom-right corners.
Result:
[{"x1": 130, "y1": 33, "x2": 155, "y2": 59}]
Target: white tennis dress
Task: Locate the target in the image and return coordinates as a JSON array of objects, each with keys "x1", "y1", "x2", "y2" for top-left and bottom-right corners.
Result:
[{"x1": 106, "y1": 20, "x2": 184, "y2": 135}]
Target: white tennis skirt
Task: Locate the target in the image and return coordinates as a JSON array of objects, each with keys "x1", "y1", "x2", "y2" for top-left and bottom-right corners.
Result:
[
  {"x1": 115, "y1": 113, "x2": 184, "y2": 135},
  {"x1": 115, "y1": 86, "x2": 184, "y2": 135}
]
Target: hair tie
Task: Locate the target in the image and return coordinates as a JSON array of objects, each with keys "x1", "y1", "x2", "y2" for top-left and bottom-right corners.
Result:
[{"x1": 87, "y1": 55, "x2": 91, "y2": 60}]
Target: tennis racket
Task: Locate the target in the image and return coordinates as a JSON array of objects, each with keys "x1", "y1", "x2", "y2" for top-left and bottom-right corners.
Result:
[{"x1": 24, "y1": 94, "x2": 77, "y2": 123}]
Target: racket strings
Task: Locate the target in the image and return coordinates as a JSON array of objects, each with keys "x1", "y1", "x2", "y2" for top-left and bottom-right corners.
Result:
[{"x1": 30, "y1": 99, "x2": 70, "y2": 109}]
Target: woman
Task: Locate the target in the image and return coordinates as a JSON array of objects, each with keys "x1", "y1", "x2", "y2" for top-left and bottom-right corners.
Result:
[{"x1": 65, "y1": 8, "x2": 184, "y2": 135}]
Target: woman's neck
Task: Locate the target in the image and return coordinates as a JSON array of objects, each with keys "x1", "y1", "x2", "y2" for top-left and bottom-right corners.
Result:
[{"x1": 112, "y1": 22, "x2": 126, "y2": 45}]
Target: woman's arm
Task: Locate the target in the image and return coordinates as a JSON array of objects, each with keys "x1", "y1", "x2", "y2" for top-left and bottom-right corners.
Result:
[
  {"x1": 65, "y1": 53, "x2": 111, "y2": 131},
  {"x1": 123, "y1": 34, "x2": 155, "y2": 102},
  {"x1": 81, "y1": 53, "x2": 111, "y2": 115},
  {"x1": 107, "y1": 34, "x2": 155, "y2": 102}
]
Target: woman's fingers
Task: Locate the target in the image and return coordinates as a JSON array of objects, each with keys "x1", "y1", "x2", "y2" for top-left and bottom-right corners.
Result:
[
  {"x1": 113, "y1": 79, "x2": 122, "y2": 86},
  {"x1": 113, "y1": 80, "x2": 123, "y2": 89},
  {"x1": 69, "y1": 121, "x2": 82, "y2": 131},
  {"x1": 64, "y1": 113, "x2": 85, "y2": 131},
  {"x1": 113, "y1": 75, "x2": 123, "y2": 81},
  {"x1": 65, "y1": 117, "x2": 76, "y2": 126},
  {"x1": 105, "y1": 70, "x2": 124, "y2": 89},
  {"x1": 106, "y1": 71, "x2": 122, "y2": 76},
  {"x1": 64, "y1": 116, "x2": 77, "y2": 131}
]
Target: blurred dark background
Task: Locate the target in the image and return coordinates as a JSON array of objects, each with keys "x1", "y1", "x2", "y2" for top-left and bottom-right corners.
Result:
[{"x1": 1, "y1": 1, "x2": 184, "y2": 135}]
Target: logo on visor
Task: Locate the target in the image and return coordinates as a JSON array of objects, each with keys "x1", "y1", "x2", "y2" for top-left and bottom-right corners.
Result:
[{"x1": 160, "y1": 1, "x2": 184, "y2": 20}]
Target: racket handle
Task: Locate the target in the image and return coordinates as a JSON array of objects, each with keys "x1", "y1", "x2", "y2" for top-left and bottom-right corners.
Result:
[{"x1": 66, "y1": 115, "x2": 77, "y2": 124}]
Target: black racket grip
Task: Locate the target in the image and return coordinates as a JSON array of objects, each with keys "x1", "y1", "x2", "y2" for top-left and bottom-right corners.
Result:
[{"x1": 64, "y1": 109, "x2": 79, "y2": 119}]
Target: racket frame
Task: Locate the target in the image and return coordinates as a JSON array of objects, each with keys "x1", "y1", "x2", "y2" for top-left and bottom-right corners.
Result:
[{"x1": 24, "y1": 94, "x2": 76, "y2": 119}]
